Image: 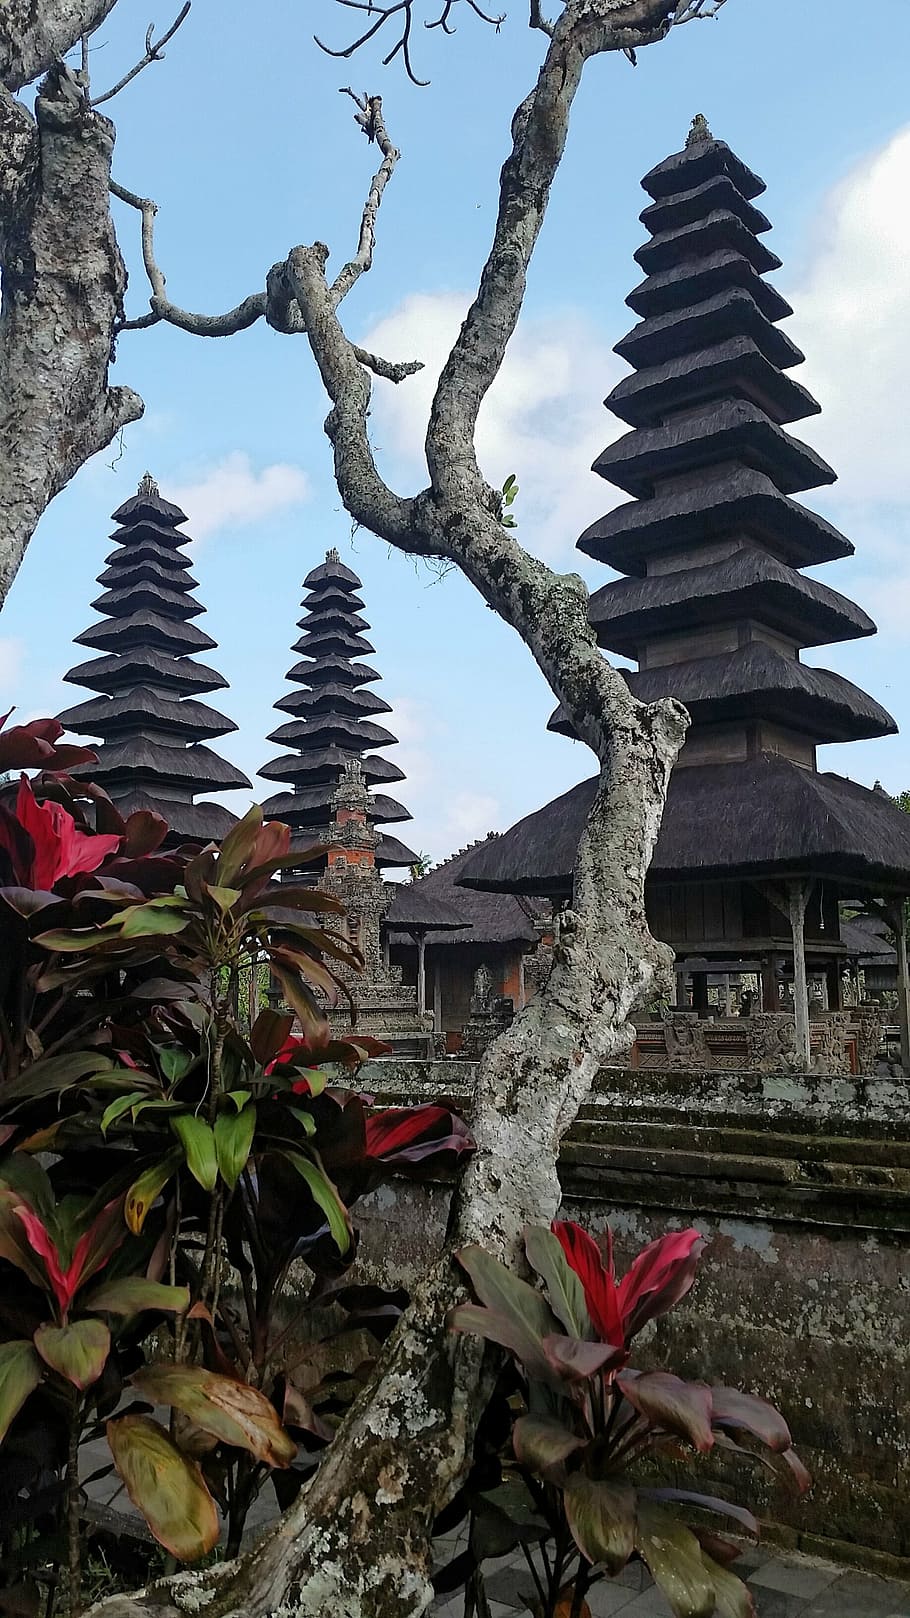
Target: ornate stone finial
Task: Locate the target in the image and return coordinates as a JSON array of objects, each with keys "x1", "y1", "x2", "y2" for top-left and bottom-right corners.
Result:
[
  {"x1": 326, "y1": 546, "x2": 341, "y2": 562},
  {"x1": 331, "y1": 758, "x2": 371, "y2": 813},
  {"x1": 686, "y1": 114, "x2": 712, "y2": 147},
  {"x1": 137, "y1": 471, "x2": 159, "y2": 498}
]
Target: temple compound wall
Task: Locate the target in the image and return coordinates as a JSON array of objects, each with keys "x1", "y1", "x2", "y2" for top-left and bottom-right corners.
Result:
[{"x1": 345, "y1": 1059, "x2": 910, "y2": 1568}]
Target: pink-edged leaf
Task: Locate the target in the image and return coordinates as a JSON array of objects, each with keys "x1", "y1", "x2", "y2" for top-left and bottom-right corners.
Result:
[
  {"x1": 640, "y1": 1488, "x2": 759, "y2": 1539},
  {"x1": 524, "y1": 1225, "x2": 593, "y2": 1340},
  {"x1": 542, "y1": 1334, "x2": 625, "y2": 1382},
  {"x1": 702, "y1": 1553, "x2": 756, "y2": 1618},
  {"x1": 710, "y1": 1386, "x2": 793, "y2": 1453},
  {"x1": 0, "y1": 886, "x2": 62, "y2": 916},
  {"x1": 34, "y1": 1319, "x2": 110, "y2": 1390},
  {"x1": 0, "y1": 1341, "x2": 43, "y2": 1442},
  {"x1": 564, "y1": 1474, "x2": 636, "y2": 1573},
  {"x1": 617, "y1": 1229, "x2": 704, "y2": 1340},
  {"x1": 635, "y1": 1502, "x2": 715, "y2": 1618},
  {"x1": 106, "y1": 1415, "x2": 219, "y2": 1561},
  {"x1": 618, "y1": 1371, "x2": 714, "y2": 1453},
  {"x1": 449, "y1": 1303, "x2": 563, "y2": 1390},
  {"x1": 81, "y1": 1277, "x2": 190, "y2": 1317},
  {"x1": 512, "y1": 1414, "x2": 585, "y2": 1473},
  {"x1": 131, "y1": 1364, "x2": 297, "y2": 1468},
  {"x1": 364, "y1": 1104, "x2": 473, "y2": 1167},
  {"x1": 779, "y1": 1447, "x2": 811, "y2": 1494},
  {"x1": 551, "y1": 1221, "x2": 624, "y2": 1347}
]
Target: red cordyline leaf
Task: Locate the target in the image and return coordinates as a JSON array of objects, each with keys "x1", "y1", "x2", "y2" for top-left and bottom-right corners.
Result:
[
  {"x1": 0, "y1": 710, "x2": 98, "y2": 773},
  {"x1": 364, "y1": 1104, "x2": 473, "y2": 1164},
  {"x1": 12, "y1": 1198, "x2": 124, "y2": 1318},
  {"x1": 551, "y1": 1221, "x2": 704, "y2": 1348},
  {"x1": 4, "y1": 776, "x2": 120, "y2": 890}
]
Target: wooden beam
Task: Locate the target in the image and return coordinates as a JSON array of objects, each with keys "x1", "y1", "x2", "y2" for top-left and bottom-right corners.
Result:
[
  {"x1": 864, "y1": 897, "x2": 910, "y2": 1075},
  {"x1": 788, "y1": 879, "x2": 813, "y2": 1071}
]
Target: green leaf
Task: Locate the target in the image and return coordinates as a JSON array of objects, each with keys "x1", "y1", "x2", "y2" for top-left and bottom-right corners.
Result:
[
  {"x1": 512, "y1": 1414, "x2": 585, "y2": 1474},
  {"x1": 225, "y1": 1089, "x2": 252, "y2": 1112},
  {"x1": 703, "y1": 1553, "x2": 755, "y2": 1618},
  {"x1": 0, "y1": 1051, "x2": 115, "y2": 1106},
  {"x1": 636, "y1": 1502, "x2": 716, "y2": 1618},
  {"x1": 159, "y1": 1047, "x2": 196, "y2": 1084},
  {"x1": 125, "y1": 1149, "x2": 182, "y2": 1235},
  {"x1": 33, "y1": 923, "x2": 121, "y2": 952},
  {"x1": 118, "y1": 906, "x2": 190, "y2": 940},
  {"x1": 564, "y1": 1474, "x2": 636, "y2": 1573},
  {"x1": 34, "y1": 1320, "x2": 110, "y2": 1391},
  {"x1": 101, "y1": 1090, "x2": 150, "y2": 1137},
  {"x1": 215, "y1": 804, "x2": 263, "y2": 885},
  {"x1": 203, "y1": 883, "x2": 242, "y2": 914},
  {"x1": 287, "y1": 1106, "x2": 317, "y2": 1136},
  {"x1": 170, "y1": 1115, "x2": 218, "y2": 1192},
  {"x1": 452, "y1": 1245, "x2": 562, "y2": 1386},
  {"x1": 0, "y1": 1341, "x2": 43, "y2": 1443},
  {"x1": 280, "y1": 1150, "x2": 352, "y2": 1256},
  {"x1": 524, "y1": 1225, "x2": 593, "y2": 1339},
  {"x1": 131, "y1": 1364, "x2": 297, "y2": 1467},
  {"x1": 271, "y1": 965, "x2": 329, "y2": 1041},
  {"x1": 81, "y1": 1277, "x2": 190, "y2": 1317},
  {"x1": 214, "y1": 1104, "x2": 257, "y2": 1191},
  {"x1": 106, "y1": 1415, "x2": 219, "y2": 1562},
  {"x1": 619, "y1": 1371, "x2": 714, "y2": 1453}
]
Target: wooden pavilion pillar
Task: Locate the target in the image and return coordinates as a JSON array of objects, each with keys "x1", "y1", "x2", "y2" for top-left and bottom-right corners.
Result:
[
  {"x1": 416, "y1": 933, "x2": 427, "y2": 1018},
  {"x1": 760, "y1": 955, "x2": 780, "y2": 1012},
  {"x1": 788, "y1": 880, "x2": 813, "y2": 1072},
  {"x1": 866, "y1": 898, "x2": 910, "y2": 1076}
]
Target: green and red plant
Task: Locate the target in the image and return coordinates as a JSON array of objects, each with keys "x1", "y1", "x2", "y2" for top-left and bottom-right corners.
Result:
[{"x1": 445, "y1": 1221, "x2": 809, "y2": 1618}]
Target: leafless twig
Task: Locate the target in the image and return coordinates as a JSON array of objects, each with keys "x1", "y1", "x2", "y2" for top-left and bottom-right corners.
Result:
[
  {"x1": 317, "y1": 0, "x2": 503, "y2": 85},
  {"x1": 528, "y1": 0, "x2": 554, "y2": 36},
  {"x1": 92, "y1": 1, "x2": 191, "y2": 106},
  {"x1": 331, "y1": 90, "x2": 401, "y2": 303}
]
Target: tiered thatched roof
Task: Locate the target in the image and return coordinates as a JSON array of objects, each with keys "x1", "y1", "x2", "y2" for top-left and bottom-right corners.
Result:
[
  {"x1": 59, "y1": 476, "x2": 249, "y2": 841},
  {"x1": 392, "y1": 839, "x2": 547, "y2": 947},
  {"x1": 259, "y1": 550, "x2": 417, "y2": 868}
]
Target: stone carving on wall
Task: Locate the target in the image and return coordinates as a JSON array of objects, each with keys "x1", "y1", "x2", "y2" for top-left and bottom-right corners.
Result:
[{"x1": 633, "y1": 1008, "x2": 886, "y2": 1076}]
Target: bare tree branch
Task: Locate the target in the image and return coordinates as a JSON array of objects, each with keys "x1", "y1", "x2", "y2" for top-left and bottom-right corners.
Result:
[
  {"x1": 1, "y1": 0, "x2": 119, "y2": 91},
  {"x1": 91, "y1": 1, "x2": 192, "y2": 106},
  {"x1": 529, "y1": 0, "x2": 556, "y2": 36},
  {"x1": 317, "y1": 0, "x2": 505, "y2": 85},
  {"x1": 331, "y1": 90, "x2": 402, "y2": 303}
]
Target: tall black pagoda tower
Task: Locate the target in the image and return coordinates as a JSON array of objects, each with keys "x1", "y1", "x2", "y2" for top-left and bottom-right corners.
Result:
[
  {"x1": 460, "y1": 120, "x2": 910, "y2": 1054},
  {"x1": 259, "y1": 549, "x2": 418, "y2": 868},
  {"x1": 58, "y1": 475, "x2": 250, "y2": 841}
]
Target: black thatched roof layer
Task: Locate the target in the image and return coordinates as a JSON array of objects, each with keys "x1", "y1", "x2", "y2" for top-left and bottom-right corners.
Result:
[
  {"x1": 385, "y1": 887, "x2": 470, "y2": 933},
  {"x1": 605, "y1": 337, "x2": 819, "y2": 430},
  {"x1": 59, "y1": 476, "x2": 246, "y2": 837},
  {"x1": 259, "y1": 547, "x2": 414, "y2": 861},
  {"x1": 110, "y1": 791, "x2": 239, "y2": 844},
  {"x1": 390, "y1": 841, "x2": 546, "y2": 948},
  {"x1": 634, "y1": 212, "x2": 781, "y2": 278},
  {"x1": 642, "y1": 133, "x2": 765, "y2": 203},
  {"x1": 593, "y1": 400, "x2": 836, "y2": 500},
  {"x1": 579, "y1": 467, "x2": 853, "y2": 574},
  {"x1": 614, "y1": 287, "x2": 804, "y2": 373},
  {"x1": 627, "y1": 250, "x2": 792, "y2": 323},
  {"x1": 840, "y1": 913, "x2": 897, "y2": 966},
  {"x1": 640, "y1": 174, "x2": 771, "y2": 238},
  {"x1": 588, "y1": 547, "x2": 875, "y2": 654},
  {"x1": 458, "y1": 763, "x2": 910, "y2": 896}
]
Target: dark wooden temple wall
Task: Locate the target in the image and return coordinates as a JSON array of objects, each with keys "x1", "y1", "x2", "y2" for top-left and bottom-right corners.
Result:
[{"x1": 340, "y1": 1060, "x2": 910, "y2": 1568}]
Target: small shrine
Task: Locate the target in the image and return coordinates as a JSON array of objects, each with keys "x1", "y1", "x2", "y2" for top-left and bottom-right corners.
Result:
[
  {"x1": 58, "y1": 475, "x2": 250, "y2": 841},
  {"x1": 460, "y1": 121, "x2": 910, "y2": 1075}
]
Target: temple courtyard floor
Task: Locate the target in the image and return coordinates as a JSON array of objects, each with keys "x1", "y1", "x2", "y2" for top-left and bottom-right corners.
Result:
[{"x1": 431, "y1": 1537, "x2": 910, "y2": 1617}]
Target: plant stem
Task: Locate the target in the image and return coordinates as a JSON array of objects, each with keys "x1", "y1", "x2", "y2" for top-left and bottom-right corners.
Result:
[
  {"x1": 569, "y1": 1559, "x2": 590, "y2": 1618},
  {"x1": 65, "y1": 1402, "x2": 82, "y2": 1616}
]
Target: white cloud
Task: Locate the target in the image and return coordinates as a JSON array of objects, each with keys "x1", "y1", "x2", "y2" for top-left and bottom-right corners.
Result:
[
  {"x1": 169, "y1": 452, "x2": 311, "y2": 540},
  {"x1": 437, "y1": 791, "x2": 502, "y2": 851},
  {"x1": 789, "y1": 126, "x2": 910, "y2": 504},
  {"x1": 362, "y1": 293, "x2": 622, "y2": 561}
]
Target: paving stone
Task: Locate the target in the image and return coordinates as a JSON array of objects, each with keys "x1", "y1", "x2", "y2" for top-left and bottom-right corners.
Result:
[
  {"x1": 483, "y1": 1566, "x2": 534, "y2": 1608},
  {"x1": 612, "y1": 1590, "x2": 673, "y2": 1617},
  {"x1": 802, "y1": 1571, "x2": 910, "y2": 1618},
  {"x1": 749, "y1": 1558, "x2": 840, "y2": 1600},
  {"x1": 748, "y1": 1591, "x2": 808, "y2": 1618},
  {"x1": 586, "y1": 1579, "x2": 643, "y2": 1615}
]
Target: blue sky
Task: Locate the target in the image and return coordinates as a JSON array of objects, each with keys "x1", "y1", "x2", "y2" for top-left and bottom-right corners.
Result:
[{"x1": 4, "y1": 0, "x2": 910, "y2": 863}]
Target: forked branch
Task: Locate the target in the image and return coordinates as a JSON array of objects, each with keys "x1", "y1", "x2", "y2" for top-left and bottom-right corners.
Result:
[
  {"x1": 317, "y1": 0, "x2": 504, "y2": 84},
  {"x1": 91, "y1": 2, "x2": 192, "y2": 106}
]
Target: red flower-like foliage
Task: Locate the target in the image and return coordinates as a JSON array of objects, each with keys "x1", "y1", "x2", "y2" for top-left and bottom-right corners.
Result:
[
  {"x1": 552, "y1": 1220, "x2": 703, "y2": 1348},
  {"x1": 0, "y1": 709, "x2": 97, "y2": 774},
  {"x1": 0, "y1": 776, "x2": 121, "y2": 892},
  {"x1": 364, "y1": 1104, "x2": 474, "y2": 1166},
  {"x1": 10, "y1": 1197, "x2": 124, "y2": 1318}
]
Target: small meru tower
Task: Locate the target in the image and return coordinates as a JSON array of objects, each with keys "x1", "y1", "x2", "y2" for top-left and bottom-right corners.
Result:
[{"x1": 58, "y1": 475, "x2": 250, "y2": 841}]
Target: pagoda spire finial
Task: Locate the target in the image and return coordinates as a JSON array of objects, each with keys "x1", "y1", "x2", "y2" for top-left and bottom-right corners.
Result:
[
  {"x1": 326, "y1": 546, "x2": 341, "y2": 563},
  {"x1": 137, "y1": 471, "x2": 159, "y2": 497},
  {"x1": 686, "y1": 113, "x2": 712, "y2": 147}
]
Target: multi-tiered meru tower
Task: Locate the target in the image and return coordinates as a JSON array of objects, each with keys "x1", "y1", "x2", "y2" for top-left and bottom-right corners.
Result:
[
  {"x1": 461, "y1": 121, "x2": 910, "y2": 1067},
  {"x1": 58, "y1": 476, "x2": 250, "y2": 841},
  {"x1": 259, "y1": 549, "x2": 417, "y2": 869}
]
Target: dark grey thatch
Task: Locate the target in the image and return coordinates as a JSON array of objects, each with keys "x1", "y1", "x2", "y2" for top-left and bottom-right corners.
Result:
[
  {"x1": 640, "y1": 174, "x2": 771, "y2": 238},
  {"x1": 840, "y1": 913, "x2": 897, "y2": 966},
  {"x1": 635, "y1": 212, "x2": 781, "y2": 278},
  {"x1": 390, "y1": 841, "x2": 545, "y2": 948},
  {"x1": 386, "y1": 887, "x2": 469, "y2": 933},
  {"x1": 606, "y1": 337, "x2": 817, "y2": 430},
  {"x1": 642, "y1": 132, "x2": 765, "y2": 202},
  {"x1": 593, "y1": 399, "x2": 835, "y2": 500},
  {"x1": 627, "y1": 250, "x2": 792, "y2": 323},
  {"x1": 579, "y1": 466, "x2": 853, "y2": 574},
  {"x1": 259, "y1": 547, "x2": 414, "y2": 865},
  {"x1": 588, "y1": 547, "x2": 873, "y2": 654},
  {"x1": 458, "y1": 762, "x2": 910, "y2": 897},
  {"x1": 614, "y1": 287, "x2": 803, "y2": 373},
  {"x1": 59, "y1": 475, "x2": 248, "y2": 842}
]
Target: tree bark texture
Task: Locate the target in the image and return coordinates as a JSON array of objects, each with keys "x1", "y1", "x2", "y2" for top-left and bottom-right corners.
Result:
[{"x1": 0, "y1": 68, "x2": 142, "y2": 602}]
